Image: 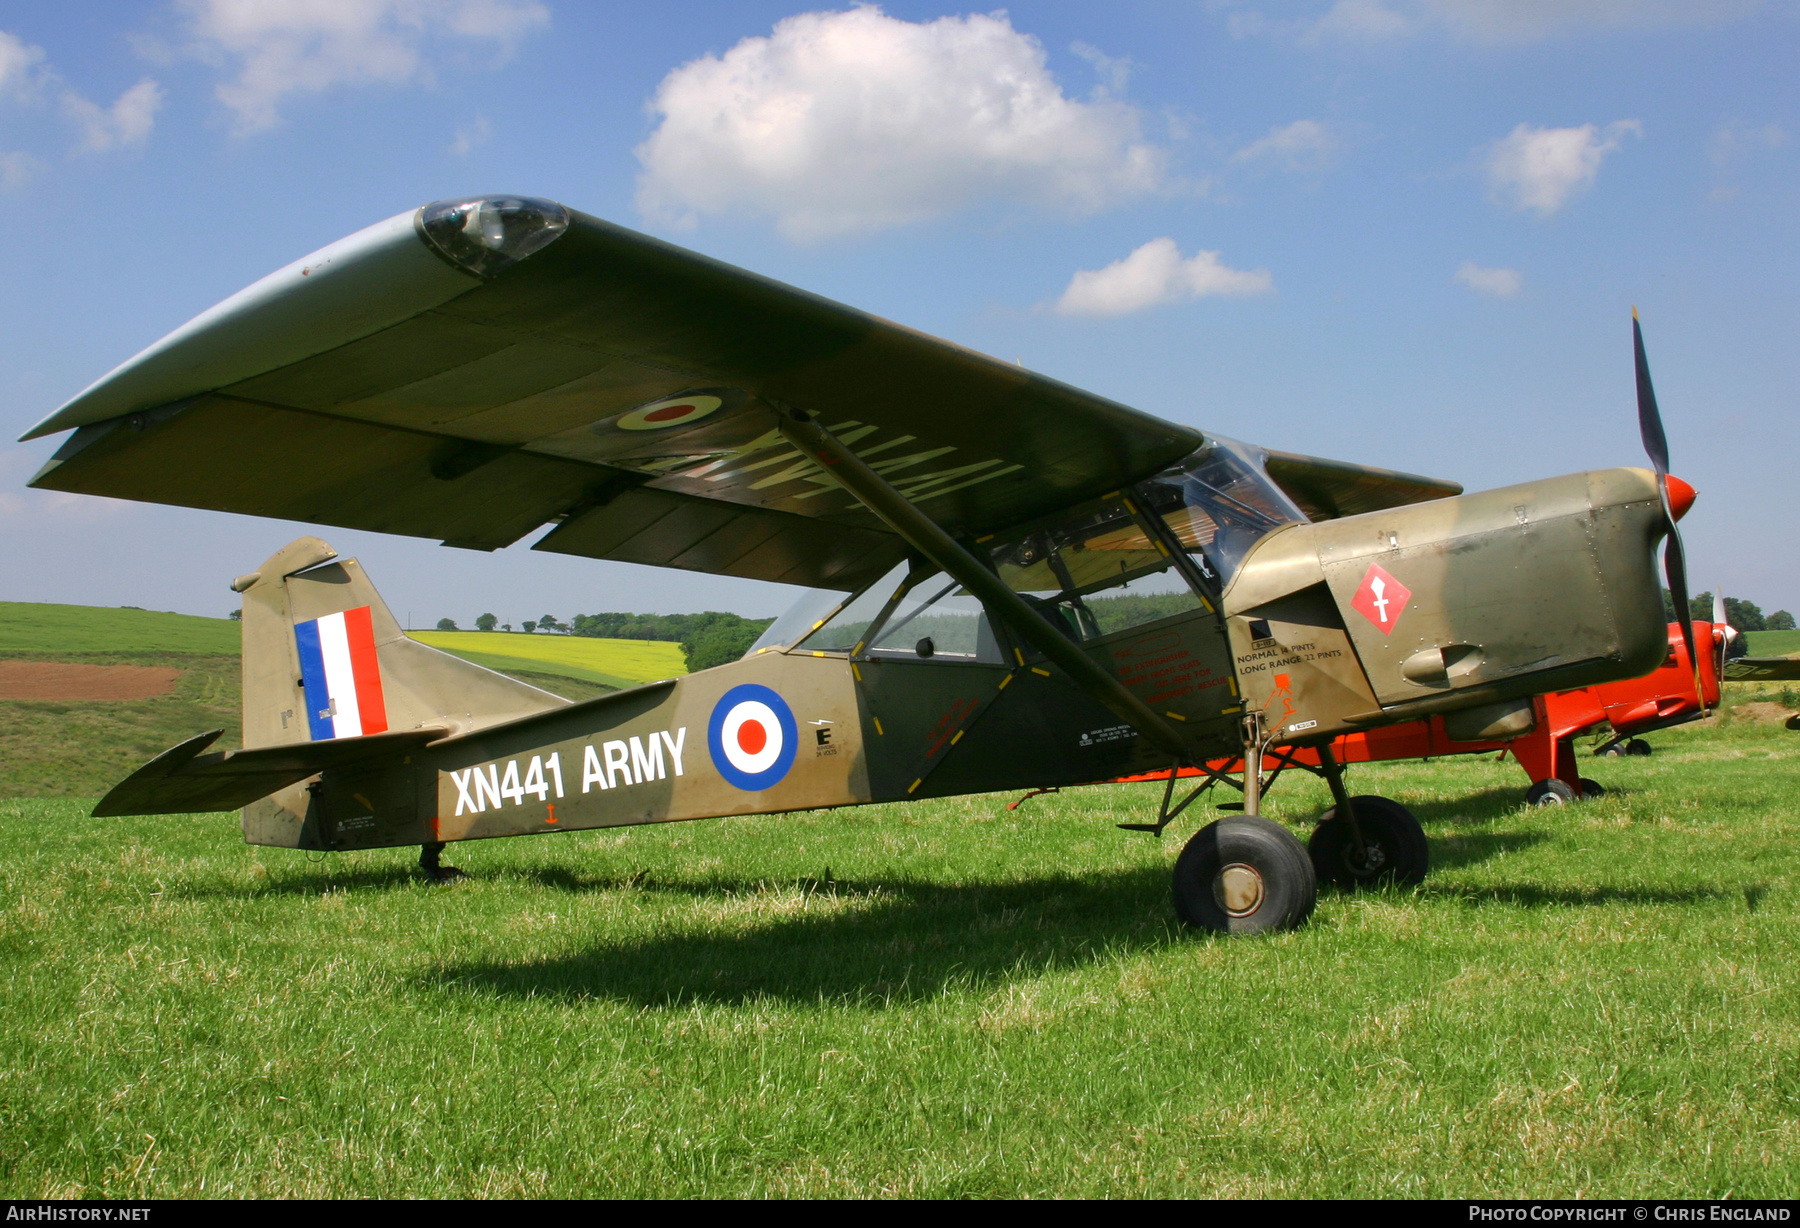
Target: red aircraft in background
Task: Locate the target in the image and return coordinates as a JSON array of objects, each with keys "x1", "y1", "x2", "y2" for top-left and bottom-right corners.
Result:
[{"x1": 1104, "y1": 617, "x2": 1728, "y2": 809}]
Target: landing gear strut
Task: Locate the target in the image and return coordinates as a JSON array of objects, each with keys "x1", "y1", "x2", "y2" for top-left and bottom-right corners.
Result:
[
  {"x1": 419, "y1": 842, "x2": 465, "y2": 883},
  {"x1": 1305, "y1": 743, "x2": 1429, "y2": 888}
]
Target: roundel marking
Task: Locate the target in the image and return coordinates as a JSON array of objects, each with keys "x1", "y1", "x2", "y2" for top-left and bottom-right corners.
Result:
[
  {"x1": 616, "y1": 394, "x2": 723, "y2": 431},
  {"x1": 708, "y1": 684, "x2": 799, "y2": 791}
]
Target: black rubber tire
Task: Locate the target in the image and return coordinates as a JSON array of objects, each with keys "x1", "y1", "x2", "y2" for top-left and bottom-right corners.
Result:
[
  {"x1": 1307, "y1": 795, "x2": 1429, "y2": 889},
  {"x1": 1625, "y1": 739, "x2": 1653, "y2": 757},
  {"x1": 1578, "y1": 777, "x2": 1606, "y2": 799},
  {"x1": 1599, "y1": 743, "x2": 1625, "y2": 758},
  {"x1": 1172, "y1": 817, "x2": 1317, "y2": 935},
  {"x1": 1526, "y1": 778, "x2": 1577, "y2": 806}
]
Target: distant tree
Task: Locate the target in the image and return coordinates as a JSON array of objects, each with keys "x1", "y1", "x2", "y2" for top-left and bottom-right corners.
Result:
[
  {"x1": 522, "y1": 620, "x2": 537, "y2": 634},
  {"x1": 502, "y1": 623, "x2": 513, "y2": 633},
  {"x1": 436, "y1": 618, "x2": 458, "y2": 631},
  {"x1": 1769, "y1": 610, "x2": 1796, "y2": 631},
  {"x1": 538, "y1": 614, "x2": 563, "y2": 633},
  {"x1": 476, "y1": 612, "x2": 499, "y2": 632},
  {"x1": 228, "y1": 609, "x2": 242, "y2": 621}
]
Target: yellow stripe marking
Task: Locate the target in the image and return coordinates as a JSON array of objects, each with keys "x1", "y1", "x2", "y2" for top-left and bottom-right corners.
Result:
[
  {"x1": 1031, "y1": 667, "x2": 1050, "y2": 677},
  {"x1": 812, "y1": 651, "x2": 825, "y2": 657},
  {"x1": 1227, "y1": 677, "x2": 1239, "y2": 697},
  {"x1": 1164, "y1": 711, "x2": 1187, "y2": 722},
  {"x1": 1221, "y1": 705, "x2": 1243, "y2": 715},
  {"x1": 874, "y1": 717, "x2": 884, "y2": 735},
  {"x1": 950, "y1": 730, "x2": 964, "y2": 745},
  {"x1": 852, "y1": 664, "x2": 863, "y2": 682},
  {"x1": 997, "y1": 675, "x2": 1012, "y2": 690},
  {"x1": 907, "y1": 778, "x2": 922, "y2": 794},
  {"x1": 1014, "y1": 648, "x2": 1026, "y2": 666}
]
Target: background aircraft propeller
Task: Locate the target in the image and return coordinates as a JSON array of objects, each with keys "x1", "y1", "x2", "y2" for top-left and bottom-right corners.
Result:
[{"x1": 1634, "y1": 309, "x2": 1702, "y2": 703}]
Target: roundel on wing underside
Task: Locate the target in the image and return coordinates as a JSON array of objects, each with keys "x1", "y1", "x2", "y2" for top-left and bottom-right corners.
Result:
[
  {"x1": 708, "y1": 684, "x2": 799, "y2": 791},
  {"x1": 617, "y1": 394, "x2": 724, "y2": 431}
]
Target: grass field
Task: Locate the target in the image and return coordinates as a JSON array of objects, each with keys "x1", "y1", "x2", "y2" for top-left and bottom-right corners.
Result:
[
  {"x1": 2, "y1": 703, "x2": 1796, "y2": 1197},
  {"x1": 412, "y1": 630, "x2": 686, "y2": 690},
  {"x1": 0, "y1": 603, "x2": 240, "y2": 656},
  {"x1": 1745, "y1": 629, "x2": 1800, "y2": 657}
]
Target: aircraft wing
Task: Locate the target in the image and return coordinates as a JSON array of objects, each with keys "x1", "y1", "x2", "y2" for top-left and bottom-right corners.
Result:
[
  {"x1": 1261, "y1": 449, "x2": 1463, "y2": 521},
  {"x1": 1723, "y1": 656, "x2": 1800, "y2": 682},
  {"x1": 25, "y1": 197, "x2": 1206, "y2": 591}
]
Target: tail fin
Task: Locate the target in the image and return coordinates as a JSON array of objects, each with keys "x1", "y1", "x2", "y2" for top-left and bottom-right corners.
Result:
[{"x1": 237, "y1": 537, "x2": 566, "y2": 750}]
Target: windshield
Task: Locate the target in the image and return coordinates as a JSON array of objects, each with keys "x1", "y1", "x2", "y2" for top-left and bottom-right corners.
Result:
[
  {"x1": 987, "y1": 497, "x2": 1205, "y2": 642},
  {"x1": 1141, "y1": 438, "x2": 1303, "y2": 584}
]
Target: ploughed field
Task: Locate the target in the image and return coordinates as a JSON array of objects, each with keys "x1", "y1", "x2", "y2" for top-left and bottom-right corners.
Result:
[
  {"x1": 0, "y1": 603, "x2": 683, "y2": 796},
  {"x1": 2, "y1": 703, "x2": 1797, "y2": 1197}
]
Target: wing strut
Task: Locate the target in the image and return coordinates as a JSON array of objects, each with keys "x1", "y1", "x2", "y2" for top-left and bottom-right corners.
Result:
[{"x1": 778, "y1": 412, "x2": 1192, "y2": 759}]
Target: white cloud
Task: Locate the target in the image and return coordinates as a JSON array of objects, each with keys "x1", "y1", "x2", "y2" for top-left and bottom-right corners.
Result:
[
  {"x1": 1485, "y1": 121, "x2": 1638, "y2": 216},
  {"x1": 179, "y1": 0, "x2": 549, "y2": 134},
  {"x1": 64, "y1": 79, "x2": 164, "y2": 152},
  {"x1": 0, "y1": 29, "x2": 45, "y2": 96},
  {"x1": 1455, "y1": 261, "x2": 1521, "y2": 296},
  {"x1": 449, "y1": 113, "x2": 490, "y2": 156},
  {"x1": 1233, "y1": 0, "x2": 1757, "y2": 45},
  {"x1": 634, "y1": 7, "x2": 1166, "y2": 241},
  {"x1": 1232, "y1": 119, "x2": 1336, "y2": 172},
  {"x1": 1054, "y1": 238, "x2": 1273, "y2": 317},
  {"x1": 1070, "y1": 41, "x2": 1132, "y2": 95},
  {"x1": 1711, "y1": 120, "x2": 1786, "y2": 165}
]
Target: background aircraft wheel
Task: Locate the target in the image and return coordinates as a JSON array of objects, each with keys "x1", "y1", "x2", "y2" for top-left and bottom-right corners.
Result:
[
  {"x1": 1525, "y1": 778, "x2": 1577, "y2": 806},
  {"x1": 1625, "y1": 738, "x2": 1653, "y2": 756},
  {"x1": 1172, "y1": 817, "x2": 1316, "y2": 935},
  {"x1": 1307, "y1": 795, "x2": 1428, "y2": 889},
  {"x1": 1578, "y1": 778, "x2": 1606, "y2": 799}
]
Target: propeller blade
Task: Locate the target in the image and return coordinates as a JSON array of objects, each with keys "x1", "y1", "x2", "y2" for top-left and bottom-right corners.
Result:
[
  {"x1": 1666, "y1": 531, "x2": 1698, "y2": 685},
  {"x1": 1636, "y1": 310, "x2": 1700, "y2": 701},
  {"x1": 1713, "y1": 590, "x2": 1727, "y2": 627},
  {"x1": 1634, "y1": 309, "x2": 1669, "y2": 477}
]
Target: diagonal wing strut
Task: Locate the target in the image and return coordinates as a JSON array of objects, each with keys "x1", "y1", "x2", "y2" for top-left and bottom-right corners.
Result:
[{"x1": 777, "y1": 411, "x2": 1191, "y2": 760}]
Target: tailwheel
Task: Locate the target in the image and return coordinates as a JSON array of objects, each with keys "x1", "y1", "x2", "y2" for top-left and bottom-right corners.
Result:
[
  {"x1": 1578, "y1": 777, "x2": 1606, "y2": 799},
  {"x1": 1307, "y1": 795, "x2": 1429, "y2": 889},
  {"x1": 1625, "y1": 738, "x2": 1653, "y2": 756},
  {"x1": 1525, "y1": 778, "x2": 1577, "y2": 806},
  {"x1": 1172, "y1": 817, "x2": 1316, "y2": 935}
]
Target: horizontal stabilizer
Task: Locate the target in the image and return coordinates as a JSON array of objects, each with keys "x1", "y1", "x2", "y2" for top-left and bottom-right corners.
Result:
[
  {"x1": 93, "y1": 726, "x2": 446, "y2": 817},
  {"x1": 1723, "y1": 656, "x2": 1800, "y2": 682}
]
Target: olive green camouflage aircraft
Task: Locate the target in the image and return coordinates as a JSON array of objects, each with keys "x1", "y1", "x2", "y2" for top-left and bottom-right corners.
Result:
[{"x1": 20, "y1": 196, "x2": 1699, "y2": 934}]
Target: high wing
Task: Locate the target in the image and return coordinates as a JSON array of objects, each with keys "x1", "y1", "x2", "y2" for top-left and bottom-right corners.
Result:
[
  {"x1": 24, "y1": 196, "x2": 1458, "y2": 589},
  {"x1": 1261, "y1": 449, "x2": 1462, "y2": 521},
  {"x1": 24, "y1": 198, "x2": 1206, "y2": 591}
]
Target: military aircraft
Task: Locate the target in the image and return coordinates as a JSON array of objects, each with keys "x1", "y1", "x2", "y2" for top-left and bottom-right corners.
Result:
[{"x1": 21, "y1": 195, "x2": 1699, "y2": 934}]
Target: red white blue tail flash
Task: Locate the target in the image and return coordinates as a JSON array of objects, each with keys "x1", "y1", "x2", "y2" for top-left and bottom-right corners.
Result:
[{"x1": 294, "y1": 606, "x2": 389, "y2": 740}]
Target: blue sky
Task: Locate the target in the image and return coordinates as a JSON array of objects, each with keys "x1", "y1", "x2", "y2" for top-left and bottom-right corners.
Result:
[{"x1": 1, "y1": 0, "x2": 1794, "y2": 626}]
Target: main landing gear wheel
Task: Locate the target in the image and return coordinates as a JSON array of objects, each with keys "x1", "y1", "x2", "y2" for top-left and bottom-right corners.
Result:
[
  {"x1": 1172, "y1": 817, "x2": 1316, "y2": 935},
  {"x1": 1307, "y1": 795, "x2": 1429, "y2": 889},
  {"x1": 1525, "y1": 778, "x2": 1577, "y2": 806},
  {"x1": 1601, "y1": 738, "x2": 1652, "y2": 758},
  {"x1": 1578, "y1": 778, "x2": 1606, "y2": 799}
]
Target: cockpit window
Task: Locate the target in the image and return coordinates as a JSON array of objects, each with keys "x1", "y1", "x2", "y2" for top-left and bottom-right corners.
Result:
[
  {"x1": 781, "y1": 560, "x2": 912, "y2": 654},
  {"x1": 865, "y1": 572, "x2": 1002, "y2": 662},
  {"x1": 1142, "y1": 438, "x2": 1303, "y2": 584},
  {"x1": 987, "y1": 498, "x2": 1205, "y2": 641}
]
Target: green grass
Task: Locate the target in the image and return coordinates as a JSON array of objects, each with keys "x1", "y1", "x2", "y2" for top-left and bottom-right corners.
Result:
[
  {"x1": 0, "y1": 602, "x2": 240, "y2": 655},
  {"x1": 2, "y1": 711, "x2": 1797, "y2": 1197},
  {"x1": 1744, "y1": 629, "x2": 1800, "y2": 657},
  {"x1": 411, "y1": 631, "x2": 687, "y2": 690}
]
